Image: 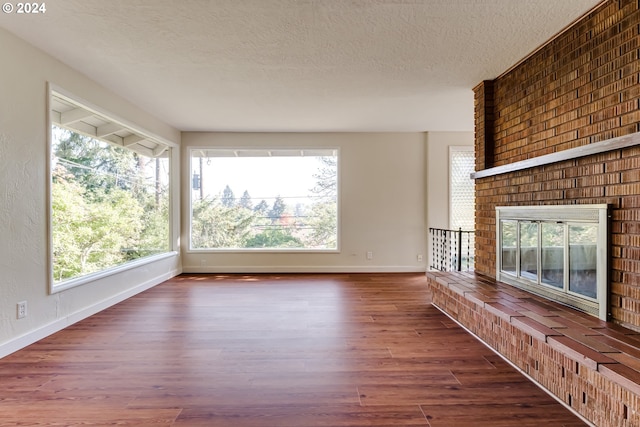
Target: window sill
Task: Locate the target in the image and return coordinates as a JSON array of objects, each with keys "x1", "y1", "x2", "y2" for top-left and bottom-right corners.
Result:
[{"x1": 50, "y1": 251, "x2": 179, "y2": 294}]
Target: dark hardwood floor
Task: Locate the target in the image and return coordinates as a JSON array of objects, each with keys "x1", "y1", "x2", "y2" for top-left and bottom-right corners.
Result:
[{"x1": 0, "y1": 273, "x2": 586, "y2": 426}]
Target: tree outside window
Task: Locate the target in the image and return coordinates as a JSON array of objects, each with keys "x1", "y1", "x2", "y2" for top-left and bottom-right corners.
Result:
[{"x1": 190, "y1": 149, "x2": 338, "y2": 251}]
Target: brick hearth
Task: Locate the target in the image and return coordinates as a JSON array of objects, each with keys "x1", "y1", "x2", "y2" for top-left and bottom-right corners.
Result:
[{"x1": 427, "y1": 270, "x2": 640, "y2": 427}]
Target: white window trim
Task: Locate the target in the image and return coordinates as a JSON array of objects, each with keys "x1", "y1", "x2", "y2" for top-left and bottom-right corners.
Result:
[
  {"x1": 448, "y1": 145, "x2": 475, "y2": 230},
  {"x1": 51, "y1": 252, "x2": 179, "y2": 293},
  {"x1": 187, "y1": 146, "x2": 340, "y2": 253},
  {"x1": 47, "y1": 83, "x2": 178, "y2": 294}
]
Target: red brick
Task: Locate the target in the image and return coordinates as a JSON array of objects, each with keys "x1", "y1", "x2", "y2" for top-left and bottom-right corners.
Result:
[
  {"x1": 473, "y1": 0, "x2": 640, "y2": 338},
  {"x1": 599, "y1": 363, "x2": 640, "y2": 395},
  {"x1": 427, "y1": 271, "x2": 640, "y2": 427}
]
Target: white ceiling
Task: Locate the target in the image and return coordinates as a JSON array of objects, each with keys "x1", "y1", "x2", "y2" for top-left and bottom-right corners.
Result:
[{"x1": 0, "y1": 0, "x2": 603, "y2": 132}]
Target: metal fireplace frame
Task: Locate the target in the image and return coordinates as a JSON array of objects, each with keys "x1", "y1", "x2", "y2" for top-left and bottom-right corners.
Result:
[{"x1": 496, "y1": 204, "x2": 609, "y2": 320}]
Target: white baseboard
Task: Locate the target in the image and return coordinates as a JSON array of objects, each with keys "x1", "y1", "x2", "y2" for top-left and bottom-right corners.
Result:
[
  {"x1": 0, "y1": 268, "x2": 181, "y2": 359},
  {"x1": 182, "y1": 265, "x2": 426, "y2": 274}
]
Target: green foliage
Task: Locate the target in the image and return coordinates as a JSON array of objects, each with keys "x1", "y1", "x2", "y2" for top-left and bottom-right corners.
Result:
[
  {"x1": 191, "y1": 197, "x2": 256, "y2": 248},
  {"x1": 52, "y1": 166, "x2": 144, "y2": 281},
  {"x1": 307, "y1": 156, "x2": 338, "y2": 248},
  {"x1": 570, "y1": 224, "x2": 598, "y2": 244},
  {"x1": 268, "y1": 196, "x2": 286, "y2": 220},
  {"x1": 239, "y1": 190, "x2": 253, "y2": 209},
  {"x1": 502, "y1": 220, "x2": 597, "y2": 249},
  {"x1": 53, "y1": 128, "x2": 139, "y2": 195},
  {"x1": 305, "y1": 202, "x2": 338, "y2": 249},
  {"x1": 501, "y1": 220, "x2": 517, "y2": 247},
  {"x1": 519, "y1": 222, "x2": 538, "y2": 248},
  {"x1": 311, "y1": 156, "x2": 337, "y2": 200},
  {"x1": 51, "y1": 126, "x2": 170, "y2": 283},
  {"x1": 52, "y1": 168, "x2": 89, "y2": 281},
  {"x1": 133, "y1": 196, "x2": 170, "y2": 259},
  {"x1": 222, "y1": 185, "x2": 235, "y2": 207},
  {"x1": 542, "y1": 223, "x2": 564, "y2": 247},
  {"x1": 190, "y1": 155, "x2": 338, "y2": 250},
  {"x1": 254, "y1": 200, "x2": 269, "y2": 215},
  {"x1": 245, "y1": 228, "x2": 303, "y2": 248}
]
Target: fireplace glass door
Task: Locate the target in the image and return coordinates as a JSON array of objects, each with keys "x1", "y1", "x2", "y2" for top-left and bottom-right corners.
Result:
[
  {"x1": 569, "y1": 224, "x2": 598, "y2": 299},
  {"x1": 501, "y1": 220, "x2": 517, "y2": 274},
  {"x1": 519, "y1": 222, "x2": 538, "y2": 281},
  {"x1": 541, "y1": 223, "x2": 564, "y2": 289},
  {"x1": 496, "y1": 204, "x2": 608, "y2": 320}
]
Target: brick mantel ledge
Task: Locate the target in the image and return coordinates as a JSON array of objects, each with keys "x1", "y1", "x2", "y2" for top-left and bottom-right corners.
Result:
[{"x1": 427, "y1": 270, "x2": 640, "y2": 427}]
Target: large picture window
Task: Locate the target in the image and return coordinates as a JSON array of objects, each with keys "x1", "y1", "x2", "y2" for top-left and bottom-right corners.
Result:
[
  {"x1": 189, "y1": 148, "x2": 338, "y2": 251},
  {"x1": 49, "y1": 90, "x2": 173, "y2": 290}
]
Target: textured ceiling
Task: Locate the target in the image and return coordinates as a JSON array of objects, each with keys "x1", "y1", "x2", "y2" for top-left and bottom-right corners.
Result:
[{"x1": 0, "y1": 0, "x2": 603, "y2": 132}]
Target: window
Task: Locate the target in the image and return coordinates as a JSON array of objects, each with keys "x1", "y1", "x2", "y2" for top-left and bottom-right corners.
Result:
[
  {"x1": 49, "y1": 89, "x2": 173, "y2": 291},
  {"x1": 189, "y1": 148, "x2": 338, "y2": 251},
  {"x1": 449, "y1": 146, "x2": 475, "y2": 230},
  {"x1": 445, "y1": 146, "x2": 476, "y2": 270}
]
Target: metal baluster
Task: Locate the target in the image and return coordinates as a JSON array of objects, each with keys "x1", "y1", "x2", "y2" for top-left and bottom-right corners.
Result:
[
  {"x1": 439, "y1": 229, "x2": 443, "y2": 270},
  {"x1": 467, "y1": 232, "x2": 472, "y2": 271},
  {"x1": 443, "y1": 229, "x2": 447, "y2": 271},
  {"x1": 431, "y1": 229, "x2": 435, "y2": 270},
  {"x1": 429, "y1": 228, "x2": 476, "y2": 272}
]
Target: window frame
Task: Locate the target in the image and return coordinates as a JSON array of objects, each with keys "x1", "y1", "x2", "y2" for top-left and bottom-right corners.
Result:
[
  {"x1": 187, "y1": 146, "x2": 340, "y2": 253},
  {"x1": 47, "y1": 84, "x2": 178, "y2": 293},
  {"x1": 448, "y1": 145, "x2": 475, "y2": 230}
]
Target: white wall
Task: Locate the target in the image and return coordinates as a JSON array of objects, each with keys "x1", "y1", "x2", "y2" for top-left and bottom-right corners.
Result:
[
  {"x1": 181, "y1": 132, "x2": 427, "y2": 272},
  {"x1": 425, "y1": 131, "x2": 474, "y2": 268},
  {"x1": 0, "y1": 25, "x2": 472, "y2": 356},
  {"x1": 425, "y1": 131, "x2": 474, "y2": 229},
  {"x1": 0, "y1": 29, "x2": 182, "y2": 357}
]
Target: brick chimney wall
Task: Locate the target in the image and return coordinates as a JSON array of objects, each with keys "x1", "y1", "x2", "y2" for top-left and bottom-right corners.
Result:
[{"x1": 474, "y1": 0, "x2": 640, "y2": 328}]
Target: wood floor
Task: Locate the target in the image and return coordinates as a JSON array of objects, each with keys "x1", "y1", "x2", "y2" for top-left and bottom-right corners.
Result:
[{"x1": 0, "y1": 273, "x2": 587, "y2": 426}]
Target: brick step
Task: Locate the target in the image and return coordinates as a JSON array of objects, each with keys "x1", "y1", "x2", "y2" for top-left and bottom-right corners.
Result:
[{"x1": 427, "y1": 270, "x2": 640, "y2": 426}]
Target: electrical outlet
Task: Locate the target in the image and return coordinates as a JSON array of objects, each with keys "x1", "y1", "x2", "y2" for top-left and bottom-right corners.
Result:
[
  {"x1": 17, "y1": 301, "x2": 27, "y2": 319},
  {"x1": 417, "y1": 254, "x2": 423, "y2": 262},
  {"x1": 366, "y1": 251, "x2": 373, "y2": 260}
]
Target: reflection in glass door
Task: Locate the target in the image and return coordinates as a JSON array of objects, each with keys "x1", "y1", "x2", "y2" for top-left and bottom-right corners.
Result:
[
  {"x1": 569, "y1": 224, "x2": 598, "y2": 299},
  {"x1": 541, "y1": 223, "x2": 564, "y2": 289},
  {"x1": 519, "y1": 222, "x2": 538, "y2": 281},
  {"x1": 501, "y1": 220, "x2": 517, "y2": 275}
]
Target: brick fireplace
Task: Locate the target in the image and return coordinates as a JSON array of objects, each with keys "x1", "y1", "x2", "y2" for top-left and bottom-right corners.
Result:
[
  {"x1": 474, "y1": 0, "x2": 640, "y2": 331},
  {"x1": 427, "y1": 2, "x2": 640, "y2": 425}
]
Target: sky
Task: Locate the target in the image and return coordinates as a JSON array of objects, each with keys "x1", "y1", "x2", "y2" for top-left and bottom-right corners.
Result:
[{"x1": 192, "y1": 156, "x2": 324, "y2": 205}]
